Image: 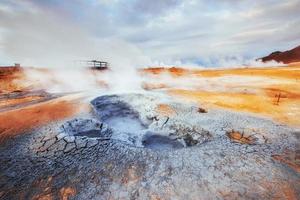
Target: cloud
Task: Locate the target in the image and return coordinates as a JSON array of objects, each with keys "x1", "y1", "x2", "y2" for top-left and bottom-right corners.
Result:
[
  {"x1": 0, "y1": 1, "x2": 151, "y2": 68},
  {"x1": 0, "y1": 0, "x2": 299, "y2": 67}
]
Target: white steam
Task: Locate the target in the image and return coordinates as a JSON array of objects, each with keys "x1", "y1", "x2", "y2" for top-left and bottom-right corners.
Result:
[
  {"x1": 211, "y1": 57, "x2": 286, "y2": 68},
  {"x1": 0, "y1": 1, "x2": 151, "y2": 94}
]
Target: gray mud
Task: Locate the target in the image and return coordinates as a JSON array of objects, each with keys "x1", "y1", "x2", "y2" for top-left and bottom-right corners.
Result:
[{"x1": 142, "y1": 133, "x2": 184, "y2": 150}]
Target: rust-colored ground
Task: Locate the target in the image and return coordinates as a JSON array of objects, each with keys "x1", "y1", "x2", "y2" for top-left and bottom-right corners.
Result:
[
  {"x1": 155, "y1": 104, "x2": 176, "y2": 117},
  {"x1": 272, "y1": 150, "x2": 300, "y2": 174},
  {"x1": 0, "y1": 67, "x2": 26, "y2": 93},
  {"x1": 143, "y1": 63, "x2": 300, "y2": 126},
  {"x1": 142, "y1": 64, "x2": 300, "y2": 79},
  {"x1": 29, "y1": 175, "x2": 76, "y2": 200},
  {"x1": 0, "y1": 95, "x2": 88, "y2": 143},
  {"x1": 0, "y1": 95, "x2": 44, "y2": 108},
  {"x1": 0, "y1": 67, "x2": 95, "y2": 143}
]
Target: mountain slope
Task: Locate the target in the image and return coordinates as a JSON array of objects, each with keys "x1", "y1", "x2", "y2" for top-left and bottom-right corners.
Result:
[{"x1": 259, "y1": 45, "x2": 300, "y2": 64}]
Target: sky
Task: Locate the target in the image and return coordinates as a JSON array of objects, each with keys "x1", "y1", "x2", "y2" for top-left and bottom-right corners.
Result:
[{"x1": 0, "y1": 0, "x2": 300, "y2": 67}]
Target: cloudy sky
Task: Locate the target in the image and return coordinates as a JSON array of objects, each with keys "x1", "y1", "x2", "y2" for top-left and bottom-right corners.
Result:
[{"x1": 0, "y1": 0, "x2": 300, "y2": 67}]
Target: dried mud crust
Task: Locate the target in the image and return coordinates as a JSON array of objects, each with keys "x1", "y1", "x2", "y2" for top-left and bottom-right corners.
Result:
[
  {"x1": 0, "y1": 93, "x2": 299, "y2": 200},
  {"x1": 90, "y1": 95, "x2": 211, "y2": 148}
]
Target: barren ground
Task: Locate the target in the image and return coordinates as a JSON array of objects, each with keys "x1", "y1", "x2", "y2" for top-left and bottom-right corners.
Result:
[
  {"x1": 142, "y1": 63, "x2": 300, "y2": 126},
  {"x1": 0, "y1": 64, "x2": 299, "y2": 199}
]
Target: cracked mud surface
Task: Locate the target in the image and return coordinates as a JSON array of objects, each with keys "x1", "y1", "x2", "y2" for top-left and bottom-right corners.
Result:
[{"x1": 0, "y1": 93, "x2": 300, "y2": 199}]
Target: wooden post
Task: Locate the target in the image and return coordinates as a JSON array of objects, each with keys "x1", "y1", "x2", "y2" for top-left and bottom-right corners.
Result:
[{"x1": 275, "y1": 92, "x2": 281, "y2": 105}]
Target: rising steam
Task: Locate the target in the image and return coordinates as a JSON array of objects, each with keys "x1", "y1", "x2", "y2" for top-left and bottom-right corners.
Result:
[{"x1": 0, "y1": 1, "x2": 151, "y2": 94}]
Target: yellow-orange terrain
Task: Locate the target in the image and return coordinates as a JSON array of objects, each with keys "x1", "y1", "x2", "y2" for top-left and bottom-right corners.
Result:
[
  {"x1": 0, "y1": 94, "x2": 88, "y2": 143},
  {"x1": 143, "y1": 62, "x2": 300, "y2": 127},
  {"x1": 0, "y1": 63, "x2": 299, "y2": 143}
]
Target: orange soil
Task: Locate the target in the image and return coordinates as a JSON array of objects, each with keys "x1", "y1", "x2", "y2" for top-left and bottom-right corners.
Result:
[
  {"x1": 219, "y1": 180, "x2": 298, "y2": 200},
  {"x1": 0, "y1": 95, "x2": 89, "y2": 143},
  {"x1": 0, "y1": 95, "x2": 44, "y2": 108},
  {"x1": 255, "y1": 180, "x2": 298, "y2": 200},
  {"x1": 60, "y1": 187, "x2": 76, "y2": 200},
  {"x1": 144, "y1": 63, "x2": 300, "y2": 126},
  {"x1": 142, "y1": 83, "x2": 168, "y2": 90},
  {"x1": 142, "y1": 63, "x2": 300, "y2": 79},
  {"x1": 0, "y1": 67, "x2": 26, "y2": 93},
  {"x1": 142, "y1": 67, "x2": 189, "y2": 76},
  {"x1": 272, "y1": 150, "x2": 300, "y2": 174},
  {"x1": 168, "y1": 88, "x2": 300, "y2": 126},
  {"x1": 155, "y1": 104, "x2": 176, "y2": 117},
  {"x1": 30, "y1": 175, "x2": 76, "y2": 200},
  {"x1": 226, "y1": 130, "x2": 255, "y2": 145}
]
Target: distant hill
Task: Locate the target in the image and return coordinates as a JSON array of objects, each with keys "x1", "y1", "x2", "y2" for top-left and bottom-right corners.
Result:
[{"x1": 259, "y1": 45, "x2": 300, "y2": 64}]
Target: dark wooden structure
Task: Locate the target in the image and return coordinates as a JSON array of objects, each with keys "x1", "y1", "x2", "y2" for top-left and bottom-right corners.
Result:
[{"x1": 87, "y1": 60, "x2": 108, "y2": 70}]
